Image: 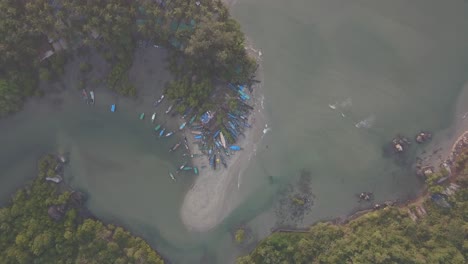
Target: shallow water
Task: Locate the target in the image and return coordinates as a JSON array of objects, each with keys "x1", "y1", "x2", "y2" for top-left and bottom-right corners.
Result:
[{"x1": 2, "y1": 0, "x2": 468, "y2": 263}]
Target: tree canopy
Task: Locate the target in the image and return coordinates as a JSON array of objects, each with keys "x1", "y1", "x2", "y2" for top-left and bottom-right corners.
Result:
[{"x1": 0, "y1": 155, "x2": 164, "y2": 264}]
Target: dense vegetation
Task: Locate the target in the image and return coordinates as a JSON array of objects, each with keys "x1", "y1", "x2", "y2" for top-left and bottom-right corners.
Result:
[
  {"x1": 0, "y1": 155, "x2": 163, "y2": 264},
  {"x1": 238, "y1": 148, "x2": 468, "y2": 264},
  {"x1": 0, "y1": 0, "x2": 255, "y2": 116}
]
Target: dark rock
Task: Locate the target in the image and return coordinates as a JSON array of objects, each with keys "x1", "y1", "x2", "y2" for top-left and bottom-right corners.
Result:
[{"x1": 48, "y1": 205, "x2": 66, "y2": 221}]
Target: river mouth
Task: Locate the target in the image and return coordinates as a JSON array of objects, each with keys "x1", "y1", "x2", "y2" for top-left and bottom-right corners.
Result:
[{"x1": 2, "y1": 0, "x2": 468, "y2": 263}]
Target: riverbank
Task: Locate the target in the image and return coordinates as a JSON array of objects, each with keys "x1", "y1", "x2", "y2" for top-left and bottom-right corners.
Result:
[{"x1": 239, "y1": 132, "x2": 468, "y2": 263}]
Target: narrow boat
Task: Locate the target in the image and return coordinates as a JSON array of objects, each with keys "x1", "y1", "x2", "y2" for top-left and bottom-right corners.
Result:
[
  {"x1": 165, "y1": 131, "x2": 174, "y2": 137},
  {"x1": 151, "y1": 113, "x2": 156, "y2": 122},
  {"x1": 194, "y1": 135, "x2": 202, "y2": 140},
  {"x1": 154, "y1": 94, "x2": 165, "y2": 107},
  {"x1": 139, "y1": 113, "x2": 145, "y2": 120},
  {"x1": 89, "y1": 91, "x2": 95, "y2": 104},
  {"x1": 179, "y1": 122, "x2": 187, "y2": 130},
  {"x1": 82, "y1": 89, "x2": 88, "y2": 102},
  {"x1": 213, "y1": 154, "x2": 217, "y2": 170},
  {"x1": 169, "y1": 172, "x2": 176, "y2": 181},
  {"x1": 179, "y1": 163, "x2": 187, "y2": 170},
  {"x1": 182, "y1": 166, "x2": 193, "y2": 171},
  {"x1": 165, "y1": 105, "x2": 173, "y2": 114},
  {"x1": 193, "y1": 167, "x2": 198, "y2": 175},
  {"x1": 220, "y1": 132, "x2": 227, "y2": 149},
  {"x1": 189, "y1": 115, "x2": 197, "y2": 125},
  {"x1": 154, "y1": 124, "x2": 161, "y2": 131},
  {"x1": 169, "y1": 142, "x2": 181, "y2": 152},
  {"x1": 230, "y1": 145, "x2": 241, "y2": 151},
  {"x1": 159, "y1": 128, "x2": 165, "y2": 137},
  {"x1": 191, "y1": 130, "x2": 202, "y2": 135},
  {"x1": 111, "y1": 104, "x2": 116, "y2": 112}
]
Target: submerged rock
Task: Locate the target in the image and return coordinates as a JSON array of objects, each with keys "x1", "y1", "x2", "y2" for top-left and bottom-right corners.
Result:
[{"x1": 416, "y1": 132, "x2": 432, "y2": 144}]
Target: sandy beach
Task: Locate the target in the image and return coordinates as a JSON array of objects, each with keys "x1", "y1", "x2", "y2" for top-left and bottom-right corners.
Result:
[{"x1": 180, "y1": 44, "x2": 265, "y2": 231}]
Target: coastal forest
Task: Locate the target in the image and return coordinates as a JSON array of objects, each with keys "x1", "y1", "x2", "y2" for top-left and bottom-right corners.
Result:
[
  {"x1": 238, "y1": 149, "x2": 468, "y2": 264},
  {"x1": 0, "y1": 155, "x2": 163, "y2": 264},
  {"x1": 0, "y1": 0, "x2": 255, "y2": 117}
]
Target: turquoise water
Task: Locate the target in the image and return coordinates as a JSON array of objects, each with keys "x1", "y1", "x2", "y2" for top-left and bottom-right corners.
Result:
[{"x1": 1, "y1": 0, "x2": 468, "y2": 263}]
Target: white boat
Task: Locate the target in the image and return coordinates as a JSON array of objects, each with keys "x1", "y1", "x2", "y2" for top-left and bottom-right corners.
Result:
[
  {"x1": 165, "y1": 131, "x2": 174, "y2": 137},
  {"x1": 220, "y1": 132, "x2": 227, "y2": 149},
  {"x1": 90, "y1": 91, "x2": 95, "y2": 104},
  {"x1": 151, "y1": 113, "x2": 156, "y2": 123},
  {"x1": 169, "y1": 172, "x2": 176, "y2": 181},
  {"x1": 165, "y1": 105, "x2": 173, "y2": 114},
  {"x1": 154, "y1": 94, "x2": 165, "y2": 107}
]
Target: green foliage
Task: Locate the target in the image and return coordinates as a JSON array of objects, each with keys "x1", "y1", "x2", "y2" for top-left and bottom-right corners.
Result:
[
  {"x1": 0, "y1": 79, "x2": 23, "y2": 117},
  {"x1": 0, "y1": 155, "x2": 164, "y2": 264},
  {"x1": 235, "y1": 229, "x2": 246, "y2": 244}
]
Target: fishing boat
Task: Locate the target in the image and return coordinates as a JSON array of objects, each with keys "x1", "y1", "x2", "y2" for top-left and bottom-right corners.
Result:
[
  {"x1": 154, "y1": 94, "x2": 165, "y2": 107},
  {"x1": 230, "y1": 145, "x2": 241, "y2": 151},
  {"x1": 154, "y1": 124, "x2": 161, "y2": 131},
  {"x1": 169, "y1": 142, "x2": 181, "y2": 152},
  {"x1": 194, "y1": 135, "x2": 202, "y2": 140},
  {"x1": 179, "y1": 163, "x2": 187, "y2": 170},
  {"x1": 191, "y1": 130, "x2": 202, "y2": 135},
  {"x1": 179, "y1": 122, "x2": 187, "y2": 130},
  {"x1": 82, "y1": 89, "x2": 88, "y2": 103},
  {"x1": 165, "y1": 105, "x2": 173, "y2": 114},
  {"x1": 165, "y1": 131, "x2": 174, "y2": 137},
  {"x1": 169, "y1": 172, "x2": 176, "y2": 181},
  {"x1": 220, "y1": 132, "x2": 227, "y2": 149},
  {"x1": 111, "y1": 104, "x2": 116, "y2": 112},
  {"x1": 139, "y1": 113, "x2": 145, "y2": 120},
  {"x1": 189, "y1": 115, "x2": 197, "y2": 124},
  {"x1": 193, "y1": 167, "x2": 198, "y2": 175},
  {"x1": 159, "y1": 128, "x2": 165, "y2": 137},
  {"x1": 89, "y1": 91, "x2": 95, "y2": 104},
  {"x1": 182, "y1": 166, "x2": 193, "y2": 171},
  {"x1": 151, "y1": 113, "x2": 156, "y2": 123},
  {"x1": 213, "y1": 154, "x2": 217, "y2": 170}
]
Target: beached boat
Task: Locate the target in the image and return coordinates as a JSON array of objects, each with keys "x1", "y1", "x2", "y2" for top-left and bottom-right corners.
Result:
[
  {"x1": 111, "y1": 104, "x2": 116, "y2": 112},
  {"x1": 179, "y1": 163, "x2": 187, "y2": 170},
  {"x1": 169, "y1": 142, "x2": 181, "y2": 152},
  {"x1": 193, "y1": 167, "x2": 198, "y2": 175},
  {"x1": 189, "y1": 115, "x2": 197, "y2": 124},
  {"x1": 220, "y1": 132, "x2": 227, "y2": 149},
  {"x1": 165, "y1": 105, "x2": 173, "y2": 114},
  {"x1": 139, "y1": 113, "x2": 145, "y2": 120},
  {"x1": 182, "y1": 166, "x2": 193, "y2": 171},
  {"x1": 154, "y1": 94, "x2": 165, "y2": 107},
  {"x1": 194, "y1": 135, "x2": 202, "y2": 140},
  {"x1": 154, "y1": 124, "x2": 161, "y2": 131},
  {"x1": 165, "y1": 131, "x2": 174, "y2": 137},
  {"x1": 89, "y1": 91, "x2": 95, "y2": 104},
  {"x1": 191, "y1": 130, "x2": 202, "y2": 135},
  {"x1": 230, "y1": 145, "x2": 241, "y2": 151},
  {"x1": 179, "y1": 122, "x2": 187, "y2": 130},
  {"x1": 151, "y1": 113, "x2": 156, "y2": 122},
  {"x1": 169, "y1": 172, "x2": 176, "y2": 181},
  {"x1": 159, "y1": 128, "x2": 165, "y2": 137}
]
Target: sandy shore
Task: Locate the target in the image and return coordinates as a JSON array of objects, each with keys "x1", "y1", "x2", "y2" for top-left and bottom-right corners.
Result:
[{"x1": 181, "y1": 45, "x2": 265, "y2": 231}]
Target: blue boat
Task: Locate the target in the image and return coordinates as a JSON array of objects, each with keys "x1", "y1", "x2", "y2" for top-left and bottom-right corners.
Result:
[
  {"x1": 213, "y1": 130, "x2": 220, "y2": 139},
  {"x1": 230, "y1": 145, "x2": 241, "y2": 151},
  {"x1": 194, "y1": 135, "x2": 202, "y2": 140},
  {"x1": 111, "y1": 104, "x2": 116, "y2": 112},
  {"x1": 159, "y1": 128, "x2": 165, "y2": 137}
]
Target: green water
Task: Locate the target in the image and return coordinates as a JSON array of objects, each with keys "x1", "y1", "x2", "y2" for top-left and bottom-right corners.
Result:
[{"x1": 1, "y1": 0, "x2": 468, "y2": 263}]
